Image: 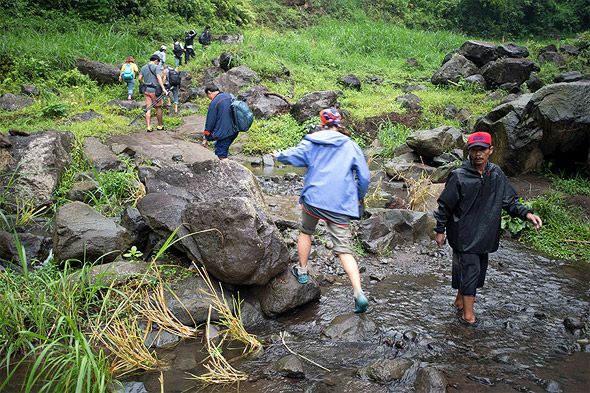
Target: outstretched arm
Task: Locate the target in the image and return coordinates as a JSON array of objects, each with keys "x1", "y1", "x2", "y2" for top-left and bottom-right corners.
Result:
[{"x1": 275, "y1": 140, "x2": 311, "y2": 167}]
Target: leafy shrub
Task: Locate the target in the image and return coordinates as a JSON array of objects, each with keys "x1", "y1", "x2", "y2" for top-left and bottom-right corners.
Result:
[
  {"x1": 40, "y1": 101, "x2": 70, "y2": 117},
  {"x1": 377, "y1": 122, "x2": 413, "y2": 157}
]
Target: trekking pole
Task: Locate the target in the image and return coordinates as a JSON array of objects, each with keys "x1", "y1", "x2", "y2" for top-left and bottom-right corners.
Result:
[{"x1": 128, "y1": 90, "x2": 170, "y2": 126}]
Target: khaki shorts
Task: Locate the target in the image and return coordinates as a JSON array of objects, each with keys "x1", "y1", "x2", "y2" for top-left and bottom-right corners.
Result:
[
  {"x1": 144, "y1": 92, "x2": 163, "y2": 107},
  {"x1": 300, "y1": 210, "x2": 353, "y2": 255}
]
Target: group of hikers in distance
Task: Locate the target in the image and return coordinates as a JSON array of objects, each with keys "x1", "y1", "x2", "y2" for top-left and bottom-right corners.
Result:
[
  {"x1": 118, "y1": 26, "x2": 211, "y2": 131},
  {"x1": 118, "y1": 26, "x2": 544, "y2": 325}
]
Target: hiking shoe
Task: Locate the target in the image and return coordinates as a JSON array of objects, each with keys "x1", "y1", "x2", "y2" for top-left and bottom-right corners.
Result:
[
  {"x1": 291, "y1": 265, "x2": 309, "y2": 284},
  {"x1": 354, "y1": 293, "x2": 369, "y2": 314}
]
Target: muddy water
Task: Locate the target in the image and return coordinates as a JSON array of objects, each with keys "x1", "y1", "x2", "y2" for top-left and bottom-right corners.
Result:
[{"x1": 129, "y1": 167, "x2": 590, "y2": 393}]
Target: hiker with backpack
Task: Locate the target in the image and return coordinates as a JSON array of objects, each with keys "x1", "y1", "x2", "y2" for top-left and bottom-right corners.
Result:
[
  {"x1": 202, "y1": 85, "x2": 238, "y2": 159},
  {"x1": 274, "y1": 108, "x2": 371, "y2": 314},
  {"x1": 199, "y1": 26, "x2": 211, "y2": 48},
  {"x1": 172, "y1": 37, "x2": 185, "y2": 67},
  {"x1": 118, "y1": 56, "x2": 139, "y2": 100},
  {"x1": 153, "y1": 45, "x2": 167, "y2": 66},
  {"x1": 138, "y1": 54, "x2": 168, "y2": 132},
  {"x1": 185, "y1": 30, "x2": 196, "y2": 63},
  {"x1": 164, "y1": 65, "x2": 182, "y2": 114}
]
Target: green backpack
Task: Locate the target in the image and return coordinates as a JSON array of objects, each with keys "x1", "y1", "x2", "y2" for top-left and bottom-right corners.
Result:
[{"x1": 122, "y1": 63, "x2": 134, "y2": 81}]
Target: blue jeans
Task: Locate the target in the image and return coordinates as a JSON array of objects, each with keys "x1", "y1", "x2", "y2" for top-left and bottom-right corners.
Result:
[
  {"x1": 126, "y1": 79, "x2": 135, "y2": 97},
  {"x1": 171, "y1": 85, "x2": 180, "y2": 104},
  {"x1": 174, "y1": 56, "x2": 182, "y2": 67},
  {"x1": 215, "y1": 132, "x2": 239, "y2": 158}
]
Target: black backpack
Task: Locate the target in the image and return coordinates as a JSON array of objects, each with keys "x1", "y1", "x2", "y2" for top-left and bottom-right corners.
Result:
[
  {"x1": 168, "y1": 69, "x2": 181, "y2": 86},
  {"x1": 173, "y1": 42, "x2": 183, "y2": 57}
]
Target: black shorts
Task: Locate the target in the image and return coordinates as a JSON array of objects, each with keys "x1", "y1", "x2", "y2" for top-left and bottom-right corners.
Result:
[{"x1": 452, "y1": 252, "x2": 489, "y2": 296}]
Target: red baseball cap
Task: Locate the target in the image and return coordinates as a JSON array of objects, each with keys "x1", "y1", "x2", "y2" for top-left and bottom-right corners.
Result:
[{"x1": 467, "y1": 132, "x2": 492, "y2": 149}]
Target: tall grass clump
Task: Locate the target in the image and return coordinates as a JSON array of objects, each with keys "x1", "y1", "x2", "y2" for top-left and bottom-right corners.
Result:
[
  {"x1": 242, "y1": 114, "x2": 308, "y2": 155},
  {"x1": 377, "y1": 122, "x2": 413, "y2": 157}
]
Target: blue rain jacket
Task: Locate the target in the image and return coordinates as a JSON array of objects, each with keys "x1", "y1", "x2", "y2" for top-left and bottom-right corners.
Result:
[{"x1": 276, "y1": 130, "x2": 370, "y2": 218}]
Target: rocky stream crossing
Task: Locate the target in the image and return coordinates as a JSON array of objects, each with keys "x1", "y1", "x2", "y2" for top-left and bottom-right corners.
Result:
[{"x1": 1, "y1": 110, "x2": 589, "y2": 393}]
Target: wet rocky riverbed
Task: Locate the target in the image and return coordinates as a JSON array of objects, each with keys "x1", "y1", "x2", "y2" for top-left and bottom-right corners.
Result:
[{"x1": 127, "y1": 168, "x2": 590, "y2": 393}]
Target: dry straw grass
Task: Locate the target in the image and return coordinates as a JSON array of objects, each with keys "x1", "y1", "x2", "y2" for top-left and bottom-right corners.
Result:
[{"x1": 391, "y1": 163, "x2": 435, "y2": 211}]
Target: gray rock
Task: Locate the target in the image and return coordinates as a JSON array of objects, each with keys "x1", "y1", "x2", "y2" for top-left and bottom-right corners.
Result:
[
  {"x1": 120, "y1": 206, "x2": 150, "y2": 249},
  {"x1": 526, "y1": 72, "x2": 544, "y2": 93},
  {"x1": 240, "y1": 86, "x2": 290, "y2": 119},
  {"x1": 395, "y1": 93, "x2": 422, "y2": 112},
  {"x1": 80, "y1": 260, "x2": 150, "y2": 286},
  {"x1": 497, "y1": 42, "x2": 529, "y2": 58},
  {"x1": 137, "y1": 159, "x2": 289, "y2": 285},
  {"x1": 359, "y1": 208, "x2": 433, "y2": 253},
  {"x1": 0, "y1": 230, "x2": 51, "y2": 266},
  {"x1": 68, "y1": 180, "x2": 98, "y2": 202},
  {"x1": 143, "y1": 328, "x2": 181, "y2": 349},
  {"x1": 75, "y1": 58, "x2": 119, "y2": 85},
  {"x1": 543, "y1": 379, "x2": 562, "y2": 393},
  {"x1": 465, "y1": 74, "x2": 487, "y2": 89},
  {"x1": 459, "y1": 40, "x2": 499, "y2": 67},
  {"x1": 165, "y1": 275, "x2": 232, "y2": 326},
  {"x1": 560, "y1": 45, "x2": 579, "y2": 56},
  {"x1": 415, "y1": 367, "x2": 447, "y2": 393},
  {"x1": 275, "y1": 354, "x2": 305, "y2": 379},
  {"x1": 107, "y1": 99, "x2": 145, "y2": 110},
  {"x1": 217, "y1": 51, "x2": 238, "y2": 71},
  {"x1": 83, "y1": 137, "x2": 124, "y2": 171},
  {"x1": 69, "y1": 110, "x2": 102, "y2": 123},
  {"x1": 406, "y1": 57, "x2": 421, "y2": 68},
  {"x1": 213, "y1": 34, "x2": 243, "y2": 44},
  {"x1": 501, "y1": 93, "x2": 522, "y2": 105},
  {"x1": 363, "y1": 359, "x2": 413, "y2": 383},
  {"x1": 564, "y1": 316, "x2": 584, "y2": 332},
  {"x1": 321, "y1": 314, "x2": 377, "y2": 341},
  {"x1": 53, "y1": 201, "x2": 133, "y2": 264},
  {"x1": 385, "y1": 160, "x2": 436, "y2": 181},
  {"x1": 431, "y1": 55, "x2": 478, "y2": 85},
  {"x1": 21, "y1": 84, "x2": 40, "y2": 97},
  {"x1": 1, "y1": 130, "x2": 73, "y2": 209},
  {"x1": 340, "y1": 74, "x2": 361, "y2": 91},
  {"x1": 239, "y1": 301, "x2": 267, "y2": 330},
  {"x1": 474, "y1": 94, "x2": 542, "y2": 175},
  {"x1": 258, "y1": 266, "x2": 321, "y2": 317},
  {"x1": 406, "y1": 126, "x2": 464, "y2": 157},
  {"x1": 290, "y1": 91, "x2": 340, "y2": 123},
  {"x1": 403, "y1": 84, "x2": 427, "y2": 93},
  {"x1": 538, "y1": 51, "x2": 566, "y2": 67},
  {"x1": 262, "y1": 154, "x2": 274, "y2": 167},
  {"x1": 366, "y1": 75, "x2": 384, "y2": 85},
  {"x1": 0, "y1": 93, "x2": 33, "y2": 111},
  {"x1": 499, "y1": 82, "x2": 521, "y2": 94},
  {"x1": 554, "y1": 71, "x2": 584, "y2": 83},
  {"x1": 480, "y1": 58, "x2": 537, "y2": 88},
  {"x1": 214, "y1": 66, "x2": 260, "y2": 95}
]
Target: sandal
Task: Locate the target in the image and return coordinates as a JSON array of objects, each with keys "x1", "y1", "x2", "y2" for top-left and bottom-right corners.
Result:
[
  {"x1": 156, "y1": 125, "x2": 164, "y2": 131},
  {"x1": 146, "y1": 127, "x2": 153, "y2": 132},
  {"x1": 291, "y1": 265, "x2": 309, "y2": 284}
]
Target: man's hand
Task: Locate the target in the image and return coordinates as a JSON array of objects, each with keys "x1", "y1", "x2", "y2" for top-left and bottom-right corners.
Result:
[
  {"x1": 526, "y1": 212, "x2": 542, "y2": 229},
  {"x1": 435, "y1": 232, "x2": 446, "y2": 247}
]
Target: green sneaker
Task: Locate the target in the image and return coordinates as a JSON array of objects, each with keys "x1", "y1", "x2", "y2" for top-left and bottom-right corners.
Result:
[
  {"x1": 291, "y1": 265, "x2": 309, "y2": 284},
  {"x1": 354, "y1": 293, "x2": 368, "y2": 314}
]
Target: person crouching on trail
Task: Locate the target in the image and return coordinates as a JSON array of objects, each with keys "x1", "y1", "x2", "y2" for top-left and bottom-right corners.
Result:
[
  {"x1": 274, "y1": 108, "x2": 371, "y2": 314},
  {"x1": 433, "y1": 131, "x2": 542, "y2": 325},
  {"x1": 202, "y1": 85, "x2": 238, "y2": 159}
]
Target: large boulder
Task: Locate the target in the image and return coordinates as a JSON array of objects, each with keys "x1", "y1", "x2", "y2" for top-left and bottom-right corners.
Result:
[
  {"x1": 527, "y1": 82, "x2": 590, "y2": 162},
  {"x1": 75, "y1": 58, "x2": 119, "y2": 85},
  {"x1": 361, "y1": 359, "x2": 413, "y2": 383},
  {"x1": 214, "y1": 66, "x2": 260, "y2": 95},
  {"x1": 290, "y1": 91, "x2": 339, "y2": 123},
  {"x1": 554, "y1": 71, "x2": 585, "y2": 83},
  {"x1": 384, "y1": 160, "x2": 436, "y2": 181},
  {"x1": 474, "y1": 94, "x2": 544, "y2": 175},
  {"x1": 480, "y1": 58, "x2": 537, "y2": 88},
  {"x1": 0, "y1": 229, "x2": 51, "y2": 265},
  {"x1": 137, "y1": 159, "x2": 290, "y2": 285},
  {"x1": 83, "y1": 137, "x2": 124, "y2": 172},
  {"x1": 53, "y1": 202, "x2": 133, "y2": 264},
  {"x1": 406, "y1": 126, "x2": 464, "y2": 157},
  {"x1": 217, "y1": 51, "x2": 238, "y2": 71},
  {"x1": 359, "y1": 208, "x2": 433, "y2": 254},
  {"x1": 239, "y1": 86, "x2": 291, "y2": 119},
  {"x1": 0, "y1": 130, "x2": 73, "y2": 209},
  {"x1": 431, "y1": 55, "x2": 478, "y2": 85},
  {"x1": 340, "y1": 74, "x2": 362, "y2": 90},
  {"x1": 0, "y1": 94, "x2": 33, "y2": 111},
  {"x1": 459, "y1": 40, "x2": 499, "y2": 67},
  {"x1": 257, "y1": 267, "x2": 321, "y2": 317}
]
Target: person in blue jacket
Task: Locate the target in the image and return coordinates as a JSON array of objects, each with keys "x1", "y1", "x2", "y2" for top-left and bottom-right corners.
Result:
[
  {"x1": 202, "y1": 85, "x2": 238, "y2": 159},
  {"x1": 275, "y1": 108, "x2": 371, "y2": 313}
]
